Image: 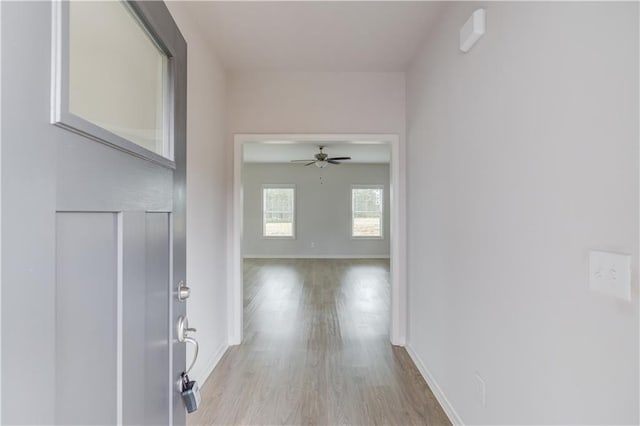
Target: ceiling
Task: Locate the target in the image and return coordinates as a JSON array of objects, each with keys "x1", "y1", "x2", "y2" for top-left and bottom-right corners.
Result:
[
  {"x1": 243, "y1": 142, "x2": 390, "y2": 164},
  {"x1": 180, "y1": 1, "x2": 444, "y2": 72},
  {"x1": 178, "y1": 2, "x2": 434, "y2": 163}
]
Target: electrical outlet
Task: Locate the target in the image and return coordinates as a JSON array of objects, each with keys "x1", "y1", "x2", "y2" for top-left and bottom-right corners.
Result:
[
  {"x1": 310, "y1": 241, "x2": 315, "y2": 248},
  {"x1": 589, "y1": 250, "x2": 631, "y2": 301},
  {"x1": 474, "y1": 372, "x2": 486, "y2": 408}
]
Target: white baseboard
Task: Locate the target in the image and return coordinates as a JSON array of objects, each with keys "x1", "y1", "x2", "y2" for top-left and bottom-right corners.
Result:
[
  {"x1": 405, "y1": 343, "x2": 464, "y2": 426},
  {"x1": 190, "y1": 341, "x2": 228, "y2": 387},
  {"x1": 243, "y1": 254, "x2": 390, "y2": 259}
]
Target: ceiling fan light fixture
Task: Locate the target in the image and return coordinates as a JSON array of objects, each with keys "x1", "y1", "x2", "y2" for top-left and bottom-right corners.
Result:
[{"x1": 291, "y1": 145, "x2": 351, "y2": 168}]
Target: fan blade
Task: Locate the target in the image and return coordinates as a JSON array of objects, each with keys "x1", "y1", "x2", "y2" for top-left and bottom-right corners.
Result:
[
  {"x1": 327, "y1": 160, "x2": 341, "y2": 164},
  {"x1": 304, "y1": 162, "x2": 315, "y2": 166},
  {"x1": 327, "y1": 156, "x2": 351, "y2": 161},
  {"x1": 291, "y1": 159, "x2": 315, "y2": 163}
]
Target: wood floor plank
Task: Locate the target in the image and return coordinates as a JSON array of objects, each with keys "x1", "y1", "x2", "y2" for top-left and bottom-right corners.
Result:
[{"x1": 188, "y1": 259, "x2": 451, "y2": 426}]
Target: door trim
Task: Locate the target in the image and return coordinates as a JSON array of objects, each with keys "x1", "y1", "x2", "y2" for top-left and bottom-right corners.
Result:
[
  {"x1": 230, "y1": 133, "x2": 407, "y2": 346},
  {"x1": 0, "y1": 2, "x2": 4, "y2": 421}
]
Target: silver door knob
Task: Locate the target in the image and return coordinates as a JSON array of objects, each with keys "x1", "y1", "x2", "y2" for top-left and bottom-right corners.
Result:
[
  {"x1": 177, "y1": 280, "x2": 191, "y2": 301},
  {"x1": 176, "y1": 315, "x2": 199, "y2": 376},
  {"x1": 177, "y1": 315, "x2": 196, "y2": 342}
]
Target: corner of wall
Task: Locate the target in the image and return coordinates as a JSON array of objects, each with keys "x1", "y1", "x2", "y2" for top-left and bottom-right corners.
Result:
[{"x1": 405, "y1": 343, "x2": 463, "y2": 426}]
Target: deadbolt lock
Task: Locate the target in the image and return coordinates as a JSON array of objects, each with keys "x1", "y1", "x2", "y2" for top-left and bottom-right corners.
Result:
[{"x1": 177, "y1": 280, "x2": 191, "y2": 301}]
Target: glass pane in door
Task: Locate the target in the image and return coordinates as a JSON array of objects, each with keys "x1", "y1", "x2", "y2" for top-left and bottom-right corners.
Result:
[{"x1": 68, "y1": 1, "x2": 168, "y2": 157}]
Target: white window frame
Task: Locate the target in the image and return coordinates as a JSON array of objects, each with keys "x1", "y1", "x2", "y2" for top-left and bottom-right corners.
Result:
[
  {"x1": 262, "y1": 184, "x2": 296, "y2": 239},
  {"x1": 351, "y1": 184, "x2": 384, "y2": 239}
]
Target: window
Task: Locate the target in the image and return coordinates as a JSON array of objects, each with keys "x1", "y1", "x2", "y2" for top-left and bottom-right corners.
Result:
[
  {"x1": 53, "y1": 0, "x2": 174, "y2": 165},
  {"x1": 352, "y1": 186, "x2": 384, "y2": 238},
  {"x1": 263, "y1": 186, "x2": 295, "y2": 238}
]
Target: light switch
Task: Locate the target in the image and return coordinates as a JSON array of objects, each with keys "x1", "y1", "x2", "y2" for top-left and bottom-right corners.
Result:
[{"x1": 589, "y1": 250, "x2": 631, "y2": 301}]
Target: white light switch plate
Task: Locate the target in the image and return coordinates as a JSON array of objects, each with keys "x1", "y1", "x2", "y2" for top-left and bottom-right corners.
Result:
[{"x1": 589, "y1": 250, "x2": 631, "y2": 301}]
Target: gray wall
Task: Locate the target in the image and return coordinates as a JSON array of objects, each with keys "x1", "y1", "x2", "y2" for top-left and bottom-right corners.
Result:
[
  {"x1": 243, "y1": 163, "x2": 390, "y2": 257},
  {"x1": 406, "y1": 2, "x2": 639, "y2": 425}
]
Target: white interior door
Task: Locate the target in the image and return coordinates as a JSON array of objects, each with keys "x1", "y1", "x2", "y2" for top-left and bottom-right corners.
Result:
[{"x1": 1, "y1": 1, "x2": 188, "y2": 424}]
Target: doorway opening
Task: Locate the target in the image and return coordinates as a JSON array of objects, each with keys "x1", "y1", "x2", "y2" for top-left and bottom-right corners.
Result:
[{"x1": 230, "y1": 134, "x2": 406, "y2": 346}]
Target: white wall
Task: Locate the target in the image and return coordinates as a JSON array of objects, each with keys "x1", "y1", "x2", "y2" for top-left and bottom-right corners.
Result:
[
  {"x1": 406, "y1": 2, "x2": 639, "y2": 425},
  {"x1": 243, "y1": 163, "x2": 390, "y2": 257},
  {"x1": 166, "y1": 2, "x2": 229, "y2": 385},
  {"x1": 228, "y1": 71, "x2": 405, "y2": 136}
]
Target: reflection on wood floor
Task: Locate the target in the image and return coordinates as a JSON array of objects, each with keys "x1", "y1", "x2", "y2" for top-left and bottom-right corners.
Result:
[{"x1": 189, "y1": 258, "x2": 451, "y2": 425}]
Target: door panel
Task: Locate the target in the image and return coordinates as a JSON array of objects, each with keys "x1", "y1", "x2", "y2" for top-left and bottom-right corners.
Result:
[
  {"x1": 122, "y1": 211, "x2": 147, "y2": 426},
  {"x1": 144, "y1": 213, "x2": 171, "y2": 426},
  {"x1": 55, "y1": 212, "x2": 174, "y2": 426},
  {"x1": 122, "y1": 211, "x2": 172, "y2": 426},
  {"x1": 55, "y1": 213, "x2": 118, "y2": 425},
  {"x1": 56, "y1": 137, "x2": 173, "y2": 213}
]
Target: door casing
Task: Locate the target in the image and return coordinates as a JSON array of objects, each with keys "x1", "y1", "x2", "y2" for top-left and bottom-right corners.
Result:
[{"x1": 231, "y1": 133, "x2": 407, "y2": 346}]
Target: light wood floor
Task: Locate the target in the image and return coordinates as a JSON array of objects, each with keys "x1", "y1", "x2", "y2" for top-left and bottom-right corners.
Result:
[{"x1": 189, "y1": 259, "x2": 450, "y2": 425}]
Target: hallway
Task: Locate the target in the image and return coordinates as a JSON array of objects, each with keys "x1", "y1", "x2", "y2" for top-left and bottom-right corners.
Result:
[
  {"x1": 1, "y1": 1, "x2": 638, "y2": 424},
  {"x1": 189, "y1": 259, "x2": 450, "y2": 425}
]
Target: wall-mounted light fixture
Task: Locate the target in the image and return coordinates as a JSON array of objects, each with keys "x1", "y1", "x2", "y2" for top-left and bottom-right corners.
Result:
[{"x1": 460, "y1": 9, "x2": 486, "y2": 53}]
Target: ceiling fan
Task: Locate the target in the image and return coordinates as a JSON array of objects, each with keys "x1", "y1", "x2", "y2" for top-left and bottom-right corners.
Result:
[{"x1": 290, "y1": 145, "x2": 352, "y2": 168}]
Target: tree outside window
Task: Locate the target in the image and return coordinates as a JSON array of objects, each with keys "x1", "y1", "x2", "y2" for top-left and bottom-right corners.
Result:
[
  {"x1": 263, "y1": 186, "x2": 295, "y2": 238},
  {"x1": 352, "y1": 186, "x2": 383, "y2": 238}
]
